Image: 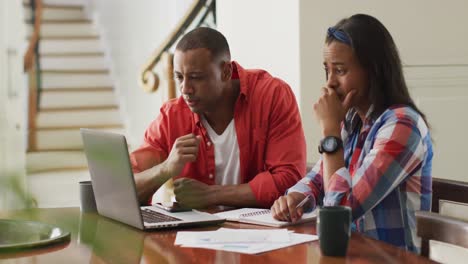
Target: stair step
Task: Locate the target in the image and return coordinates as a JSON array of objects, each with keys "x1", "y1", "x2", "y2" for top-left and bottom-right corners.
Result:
[
  {"x1": 23, "y1": 2, "x2": 83, "y2": 10},
  {"x1": 36, "y1": 127, "x2": 125, "y2": 150},
  {"x1": 36, "y1": 36, "x2": 99, "y2": 40},
  {"x1": 41, "y1": 56, "x2": 108, "y2": 71},
  {"x1": 26, "y1": 150, "x2": 88, "y2": 174},
  {"x1": 41, "y1": 90, "x2": 117, "y2": 109},
  {"x1": 41, "y1": 87, "x2": 114, "y2": 92},
  {"x1": 42, "y1": 72, "x2": 112, "y2": 89},
  {"x1": 40, "y1": 39, "x2": 103, "y2": 54},
  {"x1": 24, "y1": 6, "x2": 85, "y2": 22},
  {"x1": 37, "y1": 124, "x2": 124, "y2": 131},
  {"x1": 27, "y1": 22, "x2": 97, "y2": 38},
  {"x1": 25, "y1": 19, "x2": 92, "y2": 24},
  {"x1": 41, "y1": 106, "x2": 119, "y2": 112},
  {"x1": 41, "y1": 52, "x2": 105, "y2": 57},
  {"x1": 37, "y1": 109, "x2": 122, "y2": 128},
  {"x1": 42, "y1": 69, "x2": 109, "y2": 74}
]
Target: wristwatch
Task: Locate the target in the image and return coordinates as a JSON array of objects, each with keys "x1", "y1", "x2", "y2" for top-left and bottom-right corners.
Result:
[{"x1": 318, "y1": 136, "x2": 343, "y2": 154}]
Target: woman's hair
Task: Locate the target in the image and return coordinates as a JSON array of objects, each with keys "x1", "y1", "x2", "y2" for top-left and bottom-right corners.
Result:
[{"x1": 326, "y1": 14, "x2": 428, "y2": 125}]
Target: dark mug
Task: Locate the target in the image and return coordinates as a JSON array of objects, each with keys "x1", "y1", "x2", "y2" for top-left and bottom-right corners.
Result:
[
  {"x1": 79, "y1": 180, "x2": 97, "y2": 213},
  {"x1": 317, "y1": 206, "x2": 351, "y2": 256}
]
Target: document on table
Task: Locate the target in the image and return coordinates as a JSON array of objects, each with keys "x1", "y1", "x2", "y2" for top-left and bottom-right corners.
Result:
[{"x1": 175, "y1": 228, "x2": 318, "y2": 255}]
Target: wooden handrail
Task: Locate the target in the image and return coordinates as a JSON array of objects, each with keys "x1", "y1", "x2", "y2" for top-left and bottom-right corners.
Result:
[
  {"x1": 139, "y1": 0, "x2": 209, "y2": 93},
  {"x1": 163, "y1": 52, "x2": 176, "y2": 99},
  {"x1": 27, "y1": 66, "x2": 38, "y2": 151},
  {"x1": 24, "y1": 0, "x2": 43, "y2": 152},
  {"x1": 24, "y1": 0, "x2": 42, "y2": 72}
]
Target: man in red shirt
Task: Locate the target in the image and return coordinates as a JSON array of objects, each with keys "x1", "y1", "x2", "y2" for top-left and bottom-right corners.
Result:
[{"x1": 130, "y1": 27, "x2": 306, "y2": 208}]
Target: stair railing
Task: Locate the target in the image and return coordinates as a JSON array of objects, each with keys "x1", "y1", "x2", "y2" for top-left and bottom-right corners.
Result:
[
  {"x1": 23, "y1": 0, "x2": 43, "y2": 152},
  {"x1": 139, "y1": 0, "x2": 216, "y2": 94}
]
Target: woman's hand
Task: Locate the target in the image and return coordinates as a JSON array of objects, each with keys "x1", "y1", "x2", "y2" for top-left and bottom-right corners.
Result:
[
  {"x1": 271, "y1": 192, "x2": 307, "y2": 222},
  {"x1": 314, "y1": 87, "x2": 355, "y2": 136}
]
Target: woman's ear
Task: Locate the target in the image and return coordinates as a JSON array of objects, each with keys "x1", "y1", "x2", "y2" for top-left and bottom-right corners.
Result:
[{"x1": 221, "y1": 61, "x2": 233, "y2": 81}]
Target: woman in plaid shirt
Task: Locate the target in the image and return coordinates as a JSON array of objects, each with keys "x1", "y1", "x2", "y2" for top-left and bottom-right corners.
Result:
[{"x1": 271, "y1": 14, "x2": 433, "y2": 253}]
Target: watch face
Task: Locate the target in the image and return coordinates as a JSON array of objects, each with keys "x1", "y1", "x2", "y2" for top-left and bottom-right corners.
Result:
[{"x1": 323, "y1": 137, "x2": 338, "y2": 152}]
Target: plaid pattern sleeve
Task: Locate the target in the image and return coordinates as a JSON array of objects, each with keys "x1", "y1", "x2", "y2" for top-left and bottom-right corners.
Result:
[
  {"x1": 288, "y1": 106, "x2": 433, "y2": 253},
  {"x1": 287, "y1": 159, "x2": 324, "y2": 212}
]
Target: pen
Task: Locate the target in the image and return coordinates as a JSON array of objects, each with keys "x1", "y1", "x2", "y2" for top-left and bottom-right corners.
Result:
[{"x1": 295, "y1": 195, "x2": 311, "y2": 210}]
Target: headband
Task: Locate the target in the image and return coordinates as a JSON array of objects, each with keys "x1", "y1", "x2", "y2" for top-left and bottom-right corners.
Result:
[{"x1": 327, "y1": 27, "x2": 352, "y2": 46}]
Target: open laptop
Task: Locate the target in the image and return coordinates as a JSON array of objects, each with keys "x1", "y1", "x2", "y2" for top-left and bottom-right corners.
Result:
[{"x1": 80, "y1": 129, "x2": 224, "y2": 230}]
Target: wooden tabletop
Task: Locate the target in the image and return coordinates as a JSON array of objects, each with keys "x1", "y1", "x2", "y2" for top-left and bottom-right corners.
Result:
[{"x1": 0, "y1": 207, "x2": 435, "y2": 263}]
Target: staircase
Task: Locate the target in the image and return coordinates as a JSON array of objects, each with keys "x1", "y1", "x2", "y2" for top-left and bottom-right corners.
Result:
[{"x1": 23, "y1": 1, "x2": 124, "y2": 207}]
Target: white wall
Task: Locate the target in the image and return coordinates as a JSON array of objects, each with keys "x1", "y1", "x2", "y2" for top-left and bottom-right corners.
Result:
[
  {"x1": 89, "y1": 0, "x2": 193, "y2": 146},
  {"x1": 1, "y1": 0, "x2": 28, "y2": 209},
  {"x1": 216, "y1": 0, "x2": 301, "y2": 100}
]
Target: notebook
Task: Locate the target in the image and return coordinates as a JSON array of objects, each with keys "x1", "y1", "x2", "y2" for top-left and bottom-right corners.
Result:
[
  {"x1": 215, "y1": 208, "x2": 317, "y2": 227},
  {"x1": 80, "y1": 129, "x2": 224, "y2": 230}
]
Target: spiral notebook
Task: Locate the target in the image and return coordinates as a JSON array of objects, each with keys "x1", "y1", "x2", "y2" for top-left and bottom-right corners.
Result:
[{"x1": 215, "y1": 208, "x2": 317, "y2": 227}]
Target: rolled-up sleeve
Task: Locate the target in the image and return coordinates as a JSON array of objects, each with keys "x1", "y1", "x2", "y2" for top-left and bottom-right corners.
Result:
[
  {"x1": 130, "y1": 107, "x2": 170, "y2": 173},
  {"x1": 287, "y1": 159, "x2": 324, "y2": 212}
]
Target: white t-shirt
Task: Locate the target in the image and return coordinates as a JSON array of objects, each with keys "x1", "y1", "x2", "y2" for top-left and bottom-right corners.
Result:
[{"x1": 201, "y1": 117, "x2": 240, "y2": 185}]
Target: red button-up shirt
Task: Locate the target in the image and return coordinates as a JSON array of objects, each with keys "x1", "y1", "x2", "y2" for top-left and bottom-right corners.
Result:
[{"x1": 130, "y1": 61, "x2": 306, "y2": 207}]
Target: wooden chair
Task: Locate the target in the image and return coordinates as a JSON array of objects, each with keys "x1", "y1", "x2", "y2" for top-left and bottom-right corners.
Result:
[
  {"x1": 432, "y1": 178, "x2": 468, "y2": 213},
  {"x1": 416, "y1": 211, "x2": 468, "y2": 258},
  {"x1": 439, "y1": 200, "x2": 468, "y2": 222},
  {"x1": 429, "y1": 240, "x2": 468, "y2": 264}
]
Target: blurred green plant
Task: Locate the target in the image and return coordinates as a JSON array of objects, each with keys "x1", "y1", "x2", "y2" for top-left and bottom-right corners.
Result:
[{"x1": 0, "y1": 172, "x2": 37, "y2": 211}]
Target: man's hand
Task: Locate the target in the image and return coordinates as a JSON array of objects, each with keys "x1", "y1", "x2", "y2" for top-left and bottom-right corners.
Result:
[
  {"x1": 173, "y1": 178, "x2": 216, "y2": 209},
  {"x1": 271, "y1": 192, "x2": 307, "y2": 222},
  {"x1": 163, "y1": 134, "x2": 201, "y2": 177}
]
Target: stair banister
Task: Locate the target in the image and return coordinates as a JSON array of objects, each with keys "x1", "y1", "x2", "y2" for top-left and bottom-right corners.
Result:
[
  {"x1": 24, "y1": 0, "x2": 43, "y2": 152},
  {"x1": 139, "y1": 0, "x2": 211, "y2": 94}
]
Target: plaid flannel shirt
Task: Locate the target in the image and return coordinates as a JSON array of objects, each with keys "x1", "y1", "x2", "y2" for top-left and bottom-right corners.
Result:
[{"x1": 289, "y1": 105, "x2": 433, "y2": 252}]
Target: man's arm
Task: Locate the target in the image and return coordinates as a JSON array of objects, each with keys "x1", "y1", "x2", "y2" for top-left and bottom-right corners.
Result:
[
  {"x1": 247, "y1": 81, "x2": 307, "y2": 207},
  {"x1": 173, "y1": 178, "x2": 258, "y2": 208},
  {"x1": 213, "y1": 184, "x2": 258, "y2": 207},
  {"x1": 132, "y1": 134, "x2": 201, "y2": 204},
  {"x1": 134, "y1": 162, "x2": 173, "y2": 204}
]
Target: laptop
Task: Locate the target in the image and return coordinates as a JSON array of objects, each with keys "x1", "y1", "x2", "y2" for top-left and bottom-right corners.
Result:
[{"x1": 80, "y1": 129, "x2": 224, "y2": 230}]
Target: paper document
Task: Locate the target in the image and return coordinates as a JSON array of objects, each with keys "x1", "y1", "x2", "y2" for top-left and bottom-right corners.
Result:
[
  {"x1": 175, "y1": 229, "x2": 290, "y2": 244},
  {"x1": 175, "y1": 228, "x2": 318, "y2": 255}
]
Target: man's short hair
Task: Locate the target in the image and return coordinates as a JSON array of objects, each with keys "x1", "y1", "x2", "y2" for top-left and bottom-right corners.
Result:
[{"x1": 175, "y1": 27, "x2": 230, "y2": 60}]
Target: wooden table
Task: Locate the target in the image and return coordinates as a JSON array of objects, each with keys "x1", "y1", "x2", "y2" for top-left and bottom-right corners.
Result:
[{"x1": 0, "y1": 207, "x2": 435, "y2": 263}]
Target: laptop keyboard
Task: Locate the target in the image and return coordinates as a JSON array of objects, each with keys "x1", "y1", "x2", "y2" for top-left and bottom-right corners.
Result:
[{"x1": 141, "y1": 209, "x2": 181, "y2": 223}]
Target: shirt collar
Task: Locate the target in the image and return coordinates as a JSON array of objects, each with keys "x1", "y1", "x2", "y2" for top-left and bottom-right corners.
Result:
[
  {"x1": 345, "y1": 104, "x2": 375, "y2": 132},
  {"x1": 232, "y1": 61, "x2": 248, "y2": 100}
]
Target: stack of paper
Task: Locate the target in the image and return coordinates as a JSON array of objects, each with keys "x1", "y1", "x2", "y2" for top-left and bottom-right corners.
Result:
[{"x1": 174, "y1": 228, "x2": 318, "y2": 254}]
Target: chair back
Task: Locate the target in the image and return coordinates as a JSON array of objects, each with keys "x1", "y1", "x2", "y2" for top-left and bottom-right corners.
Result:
[
  {"x1": 440, "y1": 200, "x2": 468, "y2": 222},
  {"x1": 432, "y1": 178, "x2": 468, "y2": 212},
  {"x1": 416, "y1": 211, "x2": 468, "y2": 257},
  {"x1": 429, "y1": 240, "x2": 468, "y2": 264}
]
